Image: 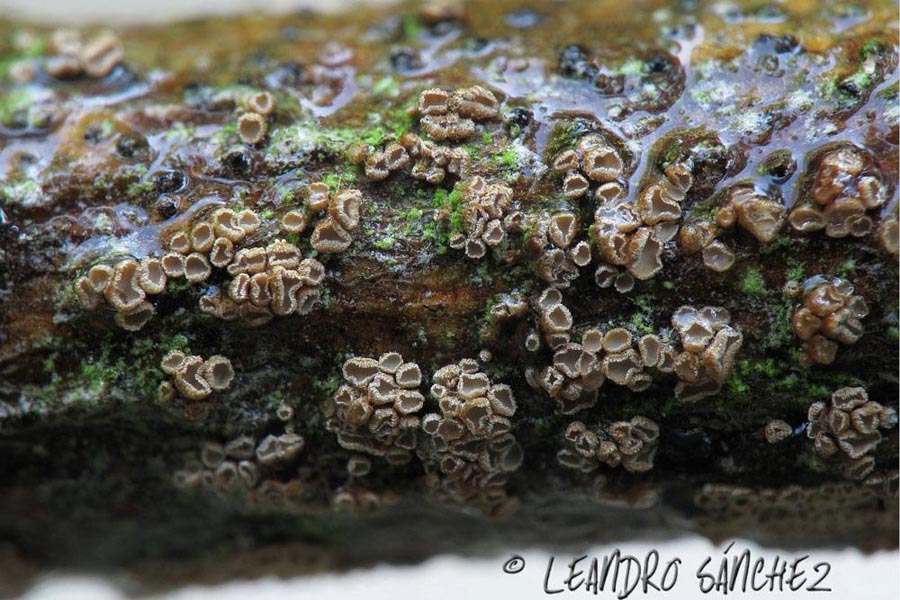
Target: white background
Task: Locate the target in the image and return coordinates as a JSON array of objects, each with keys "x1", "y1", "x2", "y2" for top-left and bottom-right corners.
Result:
[{"x1": 19, "y1": 538, "x2": 900, "y2": 599}]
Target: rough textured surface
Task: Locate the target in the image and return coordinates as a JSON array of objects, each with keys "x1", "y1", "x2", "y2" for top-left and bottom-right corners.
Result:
[{"x1": 0, "y1": 0, "x2": 897, "y2": 594}]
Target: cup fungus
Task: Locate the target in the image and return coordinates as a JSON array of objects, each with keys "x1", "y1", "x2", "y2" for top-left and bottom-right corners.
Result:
[
  {"x1": 173, "y1": 355, "x2": 213, "y2": 401},
  {"x1": 157, "y1": 380, "x2": 175, "y2": 404},
  {"x1": 880, "y1": 210, "x2": 899, "y2": 257},
  {"x1": 563, "y1": 172, "x2": 590, "y2": 198},
  {"x1": 693, "y1": 476, "x2": 896, "y2": 539},
  {"x1": 448, "y1": 85, "x2": 499, "y2": 121},
  {"x1": 790, "y1": 145, "x2": 888, "y2": 243},
  {"x1": 729, "y1": 189, "x2": 786, "y2": 243},
  {"x1": 347, "y1": 455, "x2": 372, "y2": 477},
  {"x1": 88, "y1": 264, "x2": 114, "y2": 292},
  {"x1": 329, "y1": 189, "x2": 362, "y2": 231},
  {"x1": 236, "y1": 209, "x2": 261, "y2": 234},
  {"x1": 161, "y1": 350, "x2": 187, "y2": 375},
  {"x1": 190, "y1": 221, "x2": 215, "y2": 253},
  {"x1": 161, "y1": 252, "x2": 186, "y2": 277},
  {"x1": 793, "y1": 277, "x2": 868, "y2": 365},
  {"x1": 138, "y1": 258, "x2": 167, "y2": 294},
  {"x1": 247, "y1": 91, "x2": 275, "y2": 116},
  {"x1": 166, "y1": 229, "x2": 193, "y2": 254},
  {"x1": 807, "y1": 386, "x2": 897, "y2": 480},
  {"x1": 114, "y1": 301, "x2": 155, "y2": 331},
  {"x1": 307, "y1": 182, "x2": 331, "y2": 212},
  {"x1": 530, "y1": 305, "x2": 673, "y2": 413},
  {"x1": 75, "y1": 276, "x2": 102, "y2": 310},
  {"x1": 311, "y1": 217, "x2": 353, "y2": 253},
  {"x1": 701, "y1": 239, "x2": 735, "y2": 272},
  {"x1": 668, "y1": 305, "x2": 743, "y2": 400},
  {"x1": 256, "y1": 433, "x2": 305, "y2": 467},
  {"x1": 105, "y1": 259, "x2": 145, "y2": 311},
  {"x1": 418, "y1": 88, "x2": 450, "y2": 115},
  {"x1": 326, "y1": 352, "x2": 426, "y2": 464},
  {"x1": 227, "y1": 247, "x2": 268, "y2": 275},
  {"x1": 183, "y1": 253, "x2": 212, "y2": 283},
  {"x1": 582, "y1": 145, "x2": 624, "y2": 183},
  {"x1": 281, "y1": 210, "x2": 308, "y2": 234},
  {"x1": 43, "y1": 28, "x2": 124, "y2": 79},
  {"x1": 79, "y1": 31, "x2": 123, "y2": 78},
  {"x1": 209, "y1": 237, "x2": 235, "y2": 268},
  {"x1": 558, "y1": 416, "x2": 660, "y2": 474},
  {"x1": 419, "y1": 358, "x2": 521, "y2": 515},
  {"x1": 442, "y1": 177, "x2": 516, "y2": 260},
  {"x1": 415, "y1": 85, "x2": 498, "y2": 143},
  {"x1": 238, "y1": 112, "x2": 268, "y2": 145},
  {"x1": 159, "y1": 351, "x2": 234, "y2": 405},
  {"x1": 548, "y1": 212, "x2": 578, "y2": 249},
  {"x1": 202, "y1": 355, "x2": 235, "y2": 391}
]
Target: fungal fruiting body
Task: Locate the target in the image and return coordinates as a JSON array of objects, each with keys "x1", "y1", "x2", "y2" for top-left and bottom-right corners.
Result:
[
  {"x1": 558, "y1": 417, "x2": 660, "y2": 474},
  {"x1": 159, "y1": 350, "x2": 234, "y2": 404},
  {"x1": 325, "y1": 352, "x2": 425, "y2": 464},
  {"x1": 807, "y1": 386, "x2": 897, "y2": 480},
  {"x1": 419, "y1": 358, "x2": 522, "y2": 516},
  {"x1": 792, "y1": 277, "x2": 868, "y2": 366}
]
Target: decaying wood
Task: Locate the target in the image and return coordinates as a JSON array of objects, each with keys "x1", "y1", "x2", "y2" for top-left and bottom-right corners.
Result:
[{"x1": 0, "y1": 0, "x2": 897, "y2": 593}]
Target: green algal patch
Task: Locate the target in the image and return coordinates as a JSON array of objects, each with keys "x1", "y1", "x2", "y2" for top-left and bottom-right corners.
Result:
[
  {"x1": 629, "y1": 312, "x2": 654, "y2": 335},
  {"x1": 281, "y1": 232, "x2": 301, "y2": 246},
  {"x1": 372, "y1": 76, "x2": 400, "y2": 99},
  {"x1": 821, "y1": 58, "x2": 878, "y2": 107},
  {"x1": 212, "y1": 122, "x2": 238, "y2": 145},
  {"x1": 786, "y1": 264, "x2": 804, "y2": 281},
  {"x1": 74, "y1": 337, "x2": 164, "y2": 402},
  {"x1": 0, "y1": 87, "x2": 36, "y2": 126},
  {"x1": 741, "y1": 268, "x2": 766, "y2": 296},
  {"x1": 806, "y1": 383, "x2": 831, "y2": 399},
  {"x1": 762, "y1": 299, "x2": 795, "y2": 351},
  {"x1": 689, "y1": 202, "x2": 720, "y2": 222},
  {"x1": 421, "y1": 220, "x2": 438, "y2": 244},
  {"x1": 125, "y1": 170, "x2": 154, "y2": 198},
  {"x1": 374, "y1": 235, "x2": 396, "y2": 250},
  {"x1": 859, "y1": 38, "x2": 888, "y2": 61},
  {"x1": 1, "y1": 179, "x2": 41, "y2": 209},
  {"x1": 759, "y1": 236, "x2": 793, "y2": 255},
  {"x1": 80, "y1": 355, "x2": 120, "y2": 393},
  {"x1": 628, "y1": 294, "x2": 657, "y2": 334},
  {"x1": 0, "y1": 34, "x2": 46, "y2": 80},
  {"x1": 351, "y1": 105, "x2": 415, "y2": 148},
  {"x1": 462, "y1": 144, "x2": 482, "y2": 161},
  {"x1": 722, "y1": 357, "x2": 800, "y2": 406},
  {"x1": 166, "y1": 279, "x2": 192, "y2": 294},
  {"x1": 402, "y1": 15, "x2": 424, "y2": 39},
  {"x1": 433, "y1": 183, "x2": 466, "y2": 237},
  {"x1": 615, "y1": 58, "x2": 648, "y2": 77},
  {"x1": 725, "y1": 373, "x2": 750, "y2": 399},
  {"x1": 323, "y1": 171, "x2": 357, "y2": 191},
  {"x1": 404, "y1": 206, "x2": 423, "y2": 222},
  {"x1": 544, "y1": 120, "x2": 580, "y2": 158},
  {"x1": 837, "y1": 258, "x2": 856, "y2": 276},
  {"x1": 496, "y1": 147, "x2": 518, "y2": 168},
  {"x1": 162, "y1": 122, "x2": 196, "y2": 142},
  {"x1": 265, "y1": 123, "x2": 346, "y2": 167}
]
